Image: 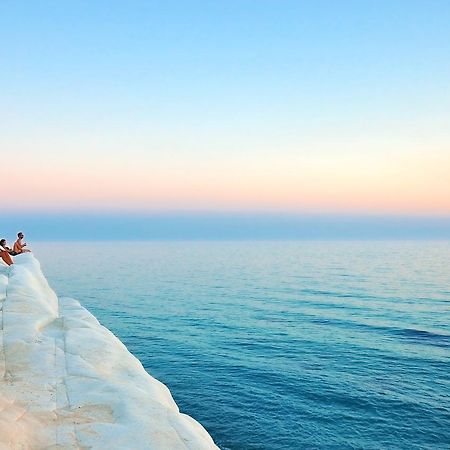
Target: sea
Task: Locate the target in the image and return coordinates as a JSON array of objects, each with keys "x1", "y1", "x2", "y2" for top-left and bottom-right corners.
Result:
[{"x1": 32, "y1": 241, "x2": 450, "y2": 450}]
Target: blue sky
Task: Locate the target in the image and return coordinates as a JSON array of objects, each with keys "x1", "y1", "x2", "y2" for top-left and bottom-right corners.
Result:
[
  {"x1": 1, "y1": 1, "x2": 449, "y2": 238},
  {"x1": 3, "y1": 1, "x2": 449, "y2": 133}
]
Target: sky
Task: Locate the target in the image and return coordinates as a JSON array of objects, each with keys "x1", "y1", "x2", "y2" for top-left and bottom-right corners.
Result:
[{"x1": 1, "y1": 1, "x2": 449, "y2": 238}]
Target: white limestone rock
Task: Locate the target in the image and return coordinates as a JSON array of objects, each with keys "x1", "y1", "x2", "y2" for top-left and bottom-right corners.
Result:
[{"x1": 0, "y1": 254, "x2": 219, "y2": 449}]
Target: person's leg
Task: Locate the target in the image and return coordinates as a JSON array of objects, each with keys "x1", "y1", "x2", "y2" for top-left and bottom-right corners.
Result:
[{"x1": 0, "y1": 251, "x2": 13, "y2": 265}]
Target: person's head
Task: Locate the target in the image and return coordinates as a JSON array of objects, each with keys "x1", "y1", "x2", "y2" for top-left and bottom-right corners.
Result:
[
  {"x1": 0, "y1": 239, "x2": 6, "y2": 247},
  {"x1": 17, "y1": 232, "x2": 24, "y2": 239}
]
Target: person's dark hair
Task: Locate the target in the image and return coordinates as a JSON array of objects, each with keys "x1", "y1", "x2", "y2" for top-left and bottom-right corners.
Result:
[
  {"x1": 0, "y1": 239, "x2": 6, "y2": 246},
  {"x1": 17, "y1": 232, "x2": 23, "y2": 238}
]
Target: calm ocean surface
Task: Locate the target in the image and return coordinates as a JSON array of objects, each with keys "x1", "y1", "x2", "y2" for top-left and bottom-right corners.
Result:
[{"x1": 33, "y1": 241, "x2": 449, "y2": 449}]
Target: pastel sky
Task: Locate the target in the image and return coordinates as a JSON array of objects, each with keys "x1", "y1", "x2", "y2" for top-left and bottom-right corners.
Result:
[{"x1": 1, "y1": 0, "x2": 449, "y2": 215}]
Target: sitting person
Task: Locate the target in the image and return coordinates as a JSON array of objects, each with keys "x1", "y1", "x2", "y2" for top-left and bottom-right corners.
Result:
[
  {"x1": 0, "y1": 239, "x2": 14, "y2": 266},
  {"x1": 13, "y1": 232, "x2": 31, "y2": 254},
  {"x1": 0, "y1": 239, "x2": 14, "y2": 254}
]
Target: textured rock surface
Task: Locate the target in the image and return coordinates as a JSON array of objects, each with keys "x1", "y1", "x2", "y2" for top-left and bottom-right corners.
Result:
[{"x1": 0, "y1": 254, "x2": 218, "y2": 449}]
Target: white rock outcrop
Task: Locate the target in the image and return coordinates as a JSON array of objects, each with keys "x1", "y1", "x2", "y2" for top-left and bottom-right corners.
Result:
[{"x1": 0, "y1": 254, "x2": 219, "y2": 449}]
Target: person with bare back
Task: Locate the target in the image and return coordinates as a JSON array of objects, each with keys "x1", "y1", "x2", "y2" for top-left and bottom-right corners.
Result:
[
  {"x1": 13, "y1": 232, "x2": 31, "y2": 254},
  {"x1": 0, "y1": 239, "x2": 14, "y2": 266}
]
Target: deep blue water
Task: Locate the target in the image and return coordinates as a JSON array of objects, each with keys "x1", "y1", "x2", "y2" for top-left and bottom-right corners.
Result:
[{"x1": 33, "y1": 241, "x2": 450, "y2": 449}]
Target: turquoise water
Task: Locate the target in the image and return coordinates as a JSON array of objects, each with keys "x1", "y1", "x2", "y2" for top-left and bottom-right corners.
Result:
[{"x1": 33, "y1": 241, "x2": 450, "y2": 449}]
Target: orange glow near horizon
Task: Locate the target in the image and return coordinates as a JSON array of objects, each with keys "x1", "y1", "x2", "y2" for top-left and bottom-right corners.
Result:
[{"x1": 6, "y1": 147, "x2": 450, "y2": 215}]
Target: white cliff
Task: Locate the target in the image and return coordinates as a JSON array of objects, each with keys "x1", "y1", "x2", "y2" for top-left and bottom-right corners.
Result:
[{"x1": 0, "y1": 254, "x2": 219, "y2": 449}]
